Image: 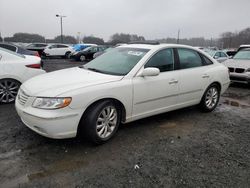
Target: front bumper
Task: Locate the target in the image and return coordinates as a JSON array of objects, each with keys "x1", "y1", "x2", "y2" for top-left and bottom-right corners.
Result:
[
  {"x1": 15, "y1": 97, "x2": 82, "y2": 139},
  {"x1": 229, "y1": 72, "x2": 250, "y2": 84}
]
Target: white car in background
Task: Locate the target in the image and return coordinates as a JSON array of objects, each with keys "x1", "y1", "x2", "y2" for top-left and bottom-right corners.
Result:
[
  {"x1": 43, "y1": 44, "x2": 74, "y2": 58},
  {"x1": 15, "y1": 43, "x2": 230, "y2": 144},
  {"x1": 223, "y1": 48, "x2": 250, "y2": 85},
  {"x1": 205, "y1": 50, "x2": 229, "y2": 63},
  {"x1": 0, "y1": 47, "x2": 45, "y2": 104}
]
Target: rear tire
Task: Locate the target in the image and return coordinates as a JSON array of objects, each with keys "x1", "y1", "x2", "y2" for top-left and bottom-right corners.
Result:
[
  {"x1": 199, "y1": 84, "x2": 220, "y2": 112},
  {"x1": 79, "y1": 100, "x2": 121, "y2": 144}
]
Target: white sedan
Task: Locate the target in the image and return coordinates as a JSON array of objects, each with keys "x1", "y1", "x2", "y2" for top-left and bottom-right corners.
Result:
[
  {"x1": 15, "y1": 43, "x2": 230, "y2": 144},
  {"x1": 0, "y1": 48, "x2": 45, "y2": 104}
]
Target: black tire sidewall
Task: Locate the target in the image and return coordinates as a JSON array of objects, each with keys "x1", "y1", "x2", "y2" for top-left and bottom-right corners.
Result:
[{"x1": 81, "y1": 100, "x2": 121, "y2": 144}]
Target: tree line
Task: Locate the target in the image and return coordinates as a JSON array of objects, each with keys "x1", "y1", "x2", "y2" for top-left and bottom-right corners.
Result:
[
  {"x1": 1, "y1": 27, "x2": 250, "y2": 48},
  {"x1": 0, "y1": 32, "x2": 145, "y2": 45}
]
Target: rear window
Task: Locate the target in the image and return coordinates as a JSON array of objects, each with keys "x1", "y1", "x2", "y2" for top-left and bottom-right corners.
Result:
[
  {"x1": 0, "y1": 47, "x2": 25, "y2": 58},
  {"x1": 0, "y1": 44, "x2": 17, "y2": 52}
]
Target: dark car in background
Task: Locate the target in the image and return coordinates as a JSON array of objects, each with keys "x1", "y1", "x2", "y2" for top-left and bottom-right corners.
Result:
[
  {"x1": 70, "y1": 46, "x2": 107, "y2": 61},
  {"x1": 0, "y1": 43, "x2": 40, "y2": 57},
  {"x1": 25, "y1": 43, "x2": 48, "y2": 56}
]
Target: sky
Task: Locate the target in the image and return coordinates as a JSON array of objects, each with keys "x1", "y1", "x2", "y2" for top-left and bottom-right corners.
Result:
[{"x1": 0, "y1": 0, "x2": 250, "y2": 41}]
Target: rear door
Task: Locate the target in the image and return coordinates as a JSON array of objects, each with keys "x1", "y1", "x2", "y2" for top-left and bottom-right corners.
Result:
[
  {"x1": 132, "y1": 48, "x2": 179, "y2": 119},
  {"x1": 175, "y1": 48, "x2": 211, "y2": 105},
  {"x1": 57, "y1": 44, "x2": 69, "y2": 56}
]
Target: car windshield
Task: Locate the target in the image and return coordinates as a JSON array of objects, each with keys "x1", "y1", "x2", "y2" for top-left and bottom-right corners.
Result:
[
  {"x1": 84, "y1": 47, "x2": 149, "y2": 76},
  {"x1": 233, "y1": 50, "x2": 250, "y2": 60},
  {"x1": 0, "y1": 47, "x2": 25, "y2": 58},
  {"x1": 205, "y1": 50, "x2": 215, "y2": 57}
]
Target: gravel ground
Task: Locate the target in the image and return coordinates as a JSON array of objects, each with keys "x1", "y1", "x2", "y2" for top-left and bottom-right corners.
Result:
[{"x1": 0, "y1": 59, "x2": 249, "y2": 188}]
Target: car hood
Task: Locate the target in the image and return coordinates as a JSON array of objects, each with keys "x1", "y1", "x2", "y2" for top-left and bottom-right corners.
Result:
[
  {"x1": 223, "y1": 59, "x2": 250, "y2": 69},
  {"x1": 21, "y1": 67, "x2": 123, "y2": 97}
]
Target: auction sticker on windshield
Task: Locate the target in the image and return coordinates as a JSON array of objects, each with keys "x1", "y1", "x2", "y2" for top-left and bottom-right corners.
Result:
[{"x1": 128, "y1": 51, "x2": 144, "y2": 56}]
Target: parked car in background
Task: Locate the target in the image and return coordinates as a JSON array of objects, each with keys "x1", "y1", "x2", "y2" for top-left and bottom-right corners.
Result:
[
  {"x1": 15, "y1": 43, "x2": 230, "y2": 144},
  {"x1": 205, "y1": 50, "x2": 229, "y2": 63},
  {"x1": 223, "y1": 49, "x2": 237, "y2": 57},
  {"x1": 43, "y1": 44, "x2": 74, "y2": 58},
  {"x1": 26, "y1": 43, "x2": 48, "y2": 56},
  {"x1": 0, "y1": 43, "x2": 40, "y2": 57},
  {"x1": 73, "y1": 44, "x2": 97, "y2": 52},
  {"x1": 93, "y1": 47, "x2": 113, "y2": 59},
  {"x1": 70, "y1": 46, "x2": 107, "y2": 61},
  {"x1": 0, "y1": 47, "x2": 45, "y2": 104},
  {"x1": 223, "y1": 48, "x2": 250, "y2": 85},
  {"x1": 237, "y1": 44, "x2": 250, "y2": 52}
]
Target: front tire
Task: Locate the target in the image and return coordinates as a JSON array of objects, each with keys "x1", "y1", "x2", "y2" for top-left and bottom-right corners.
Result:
[
  {"x1": 0, "y1": 79, "x2": 21, "y2": 104},
  {"x1": 200, "y1": 84, "x2": 220, "y2": 112},
  {"x1": 80, "y1": 100, "x2": 121, "y2": 144},
  {"x1": 65, "y1": 51, "x2": 71, "y2": 59}
]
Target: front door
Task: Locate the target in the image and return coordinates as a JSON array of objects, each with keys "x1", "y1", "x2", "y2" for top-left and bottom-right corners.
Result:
[{"x1": 132, "y1": 48, "x2": 179, "y2": 120}]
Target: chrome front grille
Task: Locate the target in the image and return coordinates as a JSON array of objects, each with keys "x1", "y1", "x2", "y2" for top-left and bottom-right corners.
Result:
[
  {"x1": 228, "y1": 67, "x2": 234, "y2": 72},
  {"x1": 18, "y1": 89, "x2": 30, "y2": 106},
  {"x1": 228, "y1": 67, "x2": 245, "y2": 73},
  {"x1": 235, "y1": 68, "x2": 245, "y2": 73}
]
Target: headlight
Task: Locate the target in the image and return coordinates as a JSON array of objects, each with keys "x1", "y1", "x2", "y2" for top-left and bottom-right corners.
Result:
[{"x1": 32, "y1": 97, "x2": 72, "y2": 109}]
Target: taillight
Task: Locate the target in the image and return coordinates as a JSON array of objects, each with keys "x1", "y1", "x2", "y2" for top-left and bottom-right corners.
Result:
[
  {"x1": 35, "y1": 51, "x2": 40, "y2": 57},
  {"x1": 26, "y1": 64, "x2": 41, "y2": 69}
]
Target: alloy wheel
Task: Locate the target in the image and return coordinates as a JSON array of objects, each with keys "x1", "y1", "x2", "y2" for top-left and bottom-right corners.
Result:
[
  {"x1": 80, "y1": 55, "x2": 85, "y2": 62},
  {"x1": 205, "y1": 87, "x2": 218, "y2": 109},
  {"x1": 0, "y1": 79, "x2": 20, "y2": 104},
  {"x1": 96, "y1": 106, "x2": 118, "y2": 139}
]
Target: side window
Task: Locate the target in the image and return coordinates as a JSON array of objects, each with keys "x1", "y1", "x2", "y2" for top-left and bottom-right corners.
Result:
[
  {"x1": 202, "y1": 55, "x2": 214, "y2": 65},
  {"x1": 214, "y1": 52, "x2": 220, "y2": 58},
  {"x1": 37, "y1": 44, "x2": 46, "y2": 47},
  {"x1": 220, "y1": 52, "x2": 227, "y2": 57},
  {"x1": 177, "y1": 48, "x2": 203, "y2": 69},
  {"x1": 90, "y1": 47, "x2": 98, "y2": 53},
  {"x1": 57, "y1": 45, "x2": 67, "y2": 48},
  {"x1": 145, "y1": 48, "x2": 174, "y2": 72},
  {"x1": 49, "y1": 45, "x2": 57, "y2": 49}
]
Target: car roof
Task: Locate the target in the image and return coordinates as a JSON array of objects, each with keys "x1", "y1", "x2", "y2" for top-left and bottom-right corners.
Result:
[
  {"x1": 239, "y1": 44, "x2": 250, "y2": 47},
  {"x1": 240, "y1": 48, "x2": 250, "y2": 51},
  {"x1": 119, "y1": 43, "x2": 198, "y2": 50}
]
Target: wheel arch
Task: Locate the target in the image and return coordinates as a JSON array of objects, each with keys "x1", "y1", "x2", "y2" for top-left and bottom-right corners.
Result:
[
  {"x1": 77, "y1": 97, "x2": 127, "y2": 135},
  {"x1": 0, "y1": 77, "x2": 22, "y2": 84},
  {"x1": 200, "y1": 81, "x2": 222, "y2": 103}
]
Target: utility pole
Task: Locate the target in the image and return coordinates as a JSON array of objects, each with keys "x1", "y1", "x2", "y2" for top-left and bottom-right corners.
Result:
[
  {"x1": 56, "y1": 14, "x2": 66, "y2": 43},
  {"x1": 177, "y1": 29, "x2": 180, "y2": 44}
]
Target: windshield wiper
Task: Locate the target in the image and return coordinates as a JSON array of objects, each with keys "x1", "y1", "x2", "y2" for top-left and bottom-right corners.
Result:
[{"x1": 85, "y1": 67, "x2": 105, "y2": 73}]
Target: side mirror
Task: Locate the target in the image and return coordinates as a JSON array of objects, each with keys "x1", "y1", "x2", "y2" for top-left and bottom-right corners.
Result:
[
  {"x1": 138, "y1": 67, "x2": 160, "y2": 77},
  {"x1": 214, "y1": 55, "x2": 219, "y2": 59}
]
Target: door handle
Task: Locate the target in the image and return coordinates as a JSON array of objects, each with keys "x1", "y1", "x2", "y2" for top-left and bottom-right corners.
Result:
[
  {"x1": 202, "y1": 74, "x2": 210, "y2": 78},
  {"x1": 169, "y1": 79, "x2": 178, "y2": 84}
]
